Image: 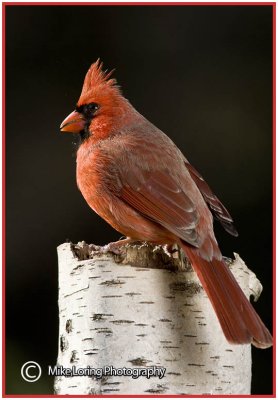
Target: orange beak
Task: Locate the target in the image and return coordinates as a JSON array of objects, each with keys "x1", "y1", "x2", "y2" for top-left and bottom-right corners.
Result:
[{"x1": 60, "y1": 110, "x2": 85, "y2": 133}]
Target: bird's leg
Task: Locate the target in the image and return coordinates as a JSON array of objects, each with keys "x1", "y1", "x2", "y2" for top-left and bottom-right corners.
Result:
[
  {"x1": 165, "y1": 244, "x2": 179, "y2": 255},
  {"x1": 165, "y1": 244, "x2": 186, "y2": 271},
  {"x1": 177, "y1": 246, "x2": 187, "y2": 271},
  {"x1": 103, "y1": 237, "x2": 134, "y2": 255}
]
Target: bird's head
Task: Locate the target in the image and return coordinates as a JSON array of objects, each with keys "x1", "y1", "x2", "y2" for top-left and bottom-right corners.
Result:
[{"x1": 60, "y1": 60, "x2": 131, "y2": 143}]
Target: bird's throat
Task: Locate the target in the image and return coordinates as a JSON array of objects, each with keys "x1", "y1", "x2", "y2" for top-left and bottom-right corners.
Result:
[{"x1": 79, "y1": 128, "x2": 90, "y2": 143}]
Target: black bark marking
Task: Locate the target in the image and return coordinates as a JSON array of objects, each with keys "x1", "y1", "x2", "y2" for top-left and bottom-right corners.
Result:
[
  {"x1": 188, "y1": 363, "x2": 205, "y2": 367},
  {"x1": 90, "y1": 327, "x2": 113, "y2": 335},
  {"x1": 70, "y1": 350, "x2": 79, "y2": 363},
  {"x1": 128, "y1": 357, "x2": 150, "y2": 366},
  {"x1": 125, "y1": 292, "x2": 141, "y2": 296},
  {"x1": 60, "y1": 335, "x2": 68, "y2": 352},
  {"x1": 167, "y1": 372, "x2": 181, "y2": 376},
  {"x1": 170, "y1": 281, "x2": 200, "y2": 294},
  {"x1": 100, "y1": 279, "x2": 125, "y2": 286},
  {"x1": 70, "y1": 264, "x2": 85, "y2": 275},
  {"x1": 111, "y1": 320, "x2": 135, "y2": 324},
  {"x1": 64, "y1": 285, "x2": 89, "y2": 298},
  {"x1": 65, "y1": 319, "x2": 73, "y2": 333},
  {"x1": 92, "y1": 313, "x2": 113, "y2": 321},
  {"x1": 139, "y1": 301, "x2": 154, "y2": 304},
  {"x1": 136, "y1": 268, "x2": 151, "y2": 271},
  {"x1": 195, "y1": 342, "x2": 209, "y2": 345}
]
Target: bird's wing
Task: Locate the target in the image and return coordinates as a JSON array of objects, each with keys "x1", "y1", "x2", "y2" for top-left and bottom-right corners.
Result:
[
  {"x1": 119, "y1": 165, "x2": 202, "y2": 247},
  {"x1": 184, "y1": 161, "x2": 238, "y2": 237}
]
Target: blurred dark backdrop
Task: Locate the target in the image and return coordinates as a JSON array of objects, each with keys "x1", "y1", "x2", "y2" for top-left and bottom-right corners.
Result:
[{"x1": 5, "y1": 4, "x2": 273, "y2": 395}]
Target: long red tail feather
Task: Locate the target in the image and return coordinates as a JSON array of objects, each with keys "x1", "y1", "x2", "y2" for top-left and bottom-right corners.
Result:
[{"x1": 182, "y1": 244, "x2": 272, "y2": 348}]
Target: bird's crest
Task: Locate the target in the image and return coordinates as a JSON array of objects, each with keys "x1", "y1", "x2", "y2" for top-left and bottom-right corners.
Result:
[{"x1": 80, "y1": 59, "x2": 118, "y2": 98}]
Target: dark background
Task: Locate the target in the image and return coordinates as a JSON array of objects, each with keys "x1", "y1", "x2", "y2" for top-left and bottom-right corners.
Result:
[{"x1": 5, "y1": 4, "x2": 273, "y2": 395}]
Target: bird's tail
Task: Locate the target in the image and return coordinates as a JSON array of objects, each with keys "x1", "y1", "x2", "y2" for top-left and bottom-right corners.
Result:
[{"x1": 181, "y1": 243, "x2": 272, "y2": 348}]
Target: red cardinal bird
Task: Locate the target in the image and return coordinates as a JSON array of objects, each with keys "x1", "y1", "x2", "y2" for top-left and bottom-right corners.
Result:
[{"x1": 60, "y1": 60, "x2": 272, "y2": 348}]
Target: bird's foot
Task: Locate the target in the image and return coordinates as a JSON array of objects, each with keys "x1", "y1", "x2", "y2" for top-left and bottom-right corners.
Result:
[
  {"x1": 103, "y1": 238, "x2": 134, "y2": 255},
  {"x1": 164, "y1": 244, "x2": 188, "y2": 271},
  {"x1": 165, "y1": 244, "x2": 179, "y2": 255}
]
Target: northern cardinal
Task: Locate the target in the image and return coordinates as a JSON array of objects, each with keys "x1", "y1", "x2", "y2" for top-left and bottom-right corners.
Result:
[{"x1": 60, "y1": 60, "x2": 272, "y2": 348}]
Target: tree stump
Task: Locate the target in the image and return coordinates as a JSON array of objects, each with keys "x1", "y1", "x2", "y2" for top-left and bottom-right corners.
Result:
[{"x1": 54, "y1": 241, "x2": 264, "y2": 395}]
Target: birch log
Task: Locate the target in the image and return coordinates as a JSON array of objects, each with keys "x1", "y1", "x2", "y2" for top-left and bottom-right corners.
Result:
[{"x1": 54, "y1": 241, "x2": 264, "y2": 395}]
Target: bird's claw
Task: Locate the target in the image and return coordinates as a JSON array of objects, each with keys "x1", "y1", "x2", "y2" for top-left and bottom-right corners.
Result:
[
  {"x1": 165, "y1": 244, "x2": 179, "y2": 255},
  {"x1": 103, "y1": 243, "x2": 124, "y2": 255},
  {"x1": 102, "y1": 238, "x2": 133, "y2": 255}
]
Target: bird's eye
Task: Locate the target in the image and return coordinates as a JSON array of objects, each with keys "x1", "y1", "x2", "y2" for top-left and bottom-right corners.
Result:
[
  {"x1": 83, "y1": 103, "x2": 99, "y2": 117},
  {"x1": 87, "y1": 103, "x2": 99, "y2": 112},
  {"x1": 75, "y1": 103, "x2": 99, "y2": 118}
]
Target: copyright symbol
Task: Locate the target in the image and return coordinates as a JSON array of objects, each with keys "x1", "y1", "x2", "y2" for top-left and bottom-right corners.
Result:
[{"x1": 21, "y1": 361, "x2": 41, "y2": 382}]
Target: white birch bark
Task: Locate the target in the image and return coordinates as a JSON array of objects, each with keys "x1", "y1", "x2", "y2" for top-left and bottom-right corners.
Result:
[{"x1": 54, "y1": 241, "x2": 264, "y2": 395}]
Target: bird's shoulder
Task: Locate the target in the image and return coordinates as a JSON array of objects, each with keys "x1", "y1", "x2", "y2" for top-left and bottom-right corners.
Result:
[{"x1": 101, "y1": 118, "x2": 186, "y2": 170}]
